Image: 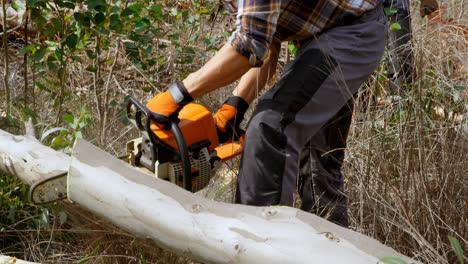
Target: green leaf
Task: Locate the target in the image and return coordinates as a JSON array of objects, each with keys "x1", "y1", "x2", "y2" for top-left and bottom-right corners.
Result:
[
  {"x1": 147, "y1": 44, "x2": 155, "y2": 55},
  {"x1": 86, "y1": 0, "x2": 106, "y2": 11},
  {"x1": 8, "y1": 205, "x2": 17, "y2": 223},
  {"x1": 425, "y1": 71, "x2": 435, "y2": 77},
  {"x1": 390, "y1": 23, "x2": 401, "y2": 32},
  {"x1": 85, "y1": 66, "x2": 97, "y2": 73},
  {"x1": 124, "y1": 41, "x2": 139, "y2": 59},
  {"x1": 110, "y1": 6, "x2": 120, "y2": 14},
  {"x1": 22, "y1": 44, "x2": 37, "y2": 55},
  {"x1": 288, "y1": 42, "x2": 297, "y2": 54},
  {"x1": 62, "y1": 2, "x2": 75, "y2": 9},
  {"x1": 45, "y1": 40, "x2": 59, "y2": 47},
  {"x1": 63, "y1": 114, "x2": 74, "y2": 124},
  {"x1": 58, "y1": 211, "x2": 68, "y2": 225},
  {"x1": 54, "y1": 49, "x2": 63, "y2": 64},
  {"x1": 51, "y1": 18, "x2": 62, "y2": 32},
  {"x1": 127, "y1": 3, "x2": 142, "y2": 13},
  {"x1": 33, "y1": 48, "x2": 47, "y2": 62},
  {"x1": 94, "y1": 12, "x2": 105, "y2": 26},
  {"x1": 384, "y1": 7, "x2": 398, "y2": 16},
  {"x1": 11, "y1": 0, "x2": 24, "y2": 11},
  {"x1": 66, "y1": 34, "x2": 78, "y2": 50},
  {"x1": 74, "y1": 12, "x2": 91, "y2": 27},
  {"x1": 185, "y1": 47, "x2": 195, "y2": 55},
  {"x1": 72, "y1": 56, "x2": 83, "y2": 62},
  {"x1": 29, "y1": 8, "x2": 42, "y2": 25},
  {"x1": 51, "y1": 135, "x2": 67, "y2": 149},
  {"x1": 449, "y1": 236, "x2": 465, "y2": 264},
  {"x1": 108, "y1": 99, "x2": 117, "y2": 109},
  {"x1": 26, "y1": 0, "x2": 37, "y2": 8},
  {"x1": 379, "y1": 257, "x2": 407, "y2": 264},
  {"x1": 78, "y1": 245, "x2": 100, "y2": 264},
  {"x1": 150, "y1": 4, "x2": 162, "y2": 19},
  {"x1": 124, "y1": 42, "x2": 137, "y2": 50},
  {"x1": 35, "y1": 82, "x2": 50, "y2": 92},
  {"x1": 85, "y1": 49, "x2": 96, "y2": 59},
  {"x1": 109, "y1": 14, "x2": 121, "y2": 30},
  {"x1": 121, "y1": 8, "x2": 136, "y2": 17},
  {"x1": 187, "y1": 35, "x2": 198, "y2": 42}
]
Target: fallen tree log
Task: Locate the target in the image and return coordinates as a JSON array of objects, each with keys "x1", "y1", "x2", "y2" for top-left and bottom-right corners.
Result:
[
  {"x1": 0, "y1": 129, "x2": 419, "y2": 264},
  {"x1": 0, "y1": 255, "x2": 40, "y2": 264}
]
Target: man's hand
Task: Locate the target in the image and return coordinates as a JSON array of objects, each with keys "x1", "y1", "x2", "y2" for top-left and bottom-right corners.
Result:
[
  {"x1": 214, "y1": 96, "x2": 249, "y2": 143},
  {"x1": 146, "y1": 81, "x2": 193, "y2": 125}
]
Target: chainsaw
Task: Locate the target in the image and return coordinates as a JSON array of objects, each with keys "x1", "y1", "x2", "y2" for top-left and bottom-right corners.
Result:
[
  {"x1": 28, "y1": 97, "x2": 243, "y2": 205},
  {"x1": 124, "y1": 97, "x2": 243, "y2": 192}
]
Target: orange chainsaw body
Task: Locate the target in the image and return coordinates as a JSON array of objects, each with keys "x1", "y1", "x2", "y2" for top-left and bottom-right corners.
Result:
[
  {"x1": 151, "y1": 103, "x2": 220, "y2": 151},
  {"x1": 150, "y1": 103, "x2": 243, "y2": 161},
  {"x1": 126, "y1": 97, "x2": 244, "y2": 192}
]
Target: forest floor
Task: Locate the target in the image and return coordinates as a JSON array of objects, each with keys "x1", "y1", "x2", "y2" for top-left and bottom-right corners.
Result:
[{"x1": 1, "y1": 0, "x2": 467, "y2": 263}]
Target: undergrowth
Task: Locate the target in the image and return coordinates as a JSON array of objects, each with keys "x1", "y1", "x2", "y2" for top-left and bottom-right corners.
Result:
[{"x1": 0, "y1": 0, "x2": 466, "y2": 263}]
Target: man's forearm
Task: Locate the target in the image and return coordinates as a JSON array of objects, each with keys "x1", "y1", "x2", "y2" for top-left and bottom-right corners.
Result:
[
  {"x1": 232, "y1": 40, "x2": 281, "y2": 104},
  {"x1": 183, "y1": 43, "x2": 252, "y2": 99}
]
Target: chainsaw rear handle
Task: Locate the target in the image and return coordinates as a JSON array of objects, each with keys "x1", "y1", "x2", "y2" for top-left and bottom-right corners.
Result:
[{"x1": 126, "y1": 96, "x2": 192, "y2": 191}]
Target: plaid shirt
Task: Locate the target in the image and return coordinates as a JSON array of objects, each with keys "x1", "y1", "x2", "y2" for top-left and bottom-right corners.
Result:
[{"x1": 225, "y1": 0, "x2": 383, "y2": 66}]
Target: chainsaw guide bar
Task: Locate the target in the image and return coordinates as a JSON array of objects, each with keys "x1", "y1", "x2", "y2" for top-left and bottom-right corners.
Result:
[{"x1": 29, "y1": 172, "x2": 68, "y2": 205}]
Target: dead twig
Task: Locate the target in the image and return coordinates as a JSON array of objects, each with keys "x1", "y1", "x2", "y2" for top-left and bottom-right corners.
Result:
[
  {"x1": 0, "y1": 21, "x2": 25, "y2": 37},
  {"x1": 1, "y1": 0, "x2": 10, "y2": 115},
  {"x1": 100, "y1": 40, "x2": 121, "y2": 146}
]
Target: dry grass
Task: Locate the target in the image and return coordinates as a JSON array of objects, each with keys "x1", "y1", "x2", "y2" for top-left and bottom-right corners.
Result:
[{"x1": 343, "y1": 1, "x2": 467, "y2": 263}]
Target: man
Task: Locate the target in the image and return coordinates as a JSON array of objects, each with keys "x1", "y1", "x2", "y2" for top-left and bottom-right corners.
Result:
[{"x1": 146, "y1": 0, "x2": 387, "y2": 227}]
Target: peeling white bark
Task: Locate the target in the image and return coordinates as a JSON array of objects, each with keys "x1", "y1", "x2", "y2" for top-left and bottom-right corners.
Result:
[{"x1": 0, "y1": 130, "x2": 70, "y2": 186}]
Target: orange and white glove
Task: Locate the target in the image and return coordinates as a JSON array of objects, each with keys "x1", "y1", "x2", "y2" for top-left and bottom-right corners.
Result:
[
  {"x1": 213, "y1": 96, "x2": 249, "y2": 143},
  {"x1": 146, "y1": 81, "x2": 193, "y2": 126}
]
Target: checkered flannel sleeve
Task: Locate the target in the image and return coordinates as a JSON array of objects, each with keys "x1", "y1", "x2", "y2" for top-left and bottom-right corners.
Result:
[{"x1": 228, "y1": 0, "x2": 281, "y2": 67}]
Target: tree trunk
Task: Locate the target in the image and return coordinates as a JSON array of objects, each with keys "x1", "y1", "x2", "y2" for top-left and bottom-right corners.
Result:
[{"x1": 0, "y1": 129, "x2": 419, "y2": 264}]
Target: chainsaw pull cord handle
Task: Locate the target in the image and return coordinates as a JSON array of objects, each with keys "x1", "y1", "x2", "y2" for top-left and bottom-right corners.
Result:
[{"x1": 127, "y1": 96, "x2": 192, "y2": 191}]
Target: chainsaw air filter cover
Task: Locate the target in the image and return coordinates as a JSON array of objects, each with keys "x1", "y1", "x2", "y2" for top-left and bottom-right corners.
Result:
[
  {"x1": 150, "y1": 103, "x2": 219, "y2": 152},
  {"x1": 156, "y1": 147, "x2": 214, "y2": 192}
]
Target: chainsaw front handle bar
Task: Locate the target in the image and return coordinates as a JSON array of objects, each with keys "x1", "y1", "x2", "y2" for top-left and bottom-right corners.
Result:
[
  {"x1": 126, "y1": 97, "x2": 149, "y2": 132},
  {"x1": 126, "y1": 96, "x2": 192, "y2": 191}
]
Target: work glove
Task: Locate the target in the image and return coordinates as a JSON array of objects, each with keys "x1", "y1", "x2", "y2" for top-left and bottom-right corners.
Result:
[
  {"x1": 213, "y1": 96, "x2": 249, "y2": 143},
  {"x1": 146, "y1": 81, "x2": 193, "y2": 126}
]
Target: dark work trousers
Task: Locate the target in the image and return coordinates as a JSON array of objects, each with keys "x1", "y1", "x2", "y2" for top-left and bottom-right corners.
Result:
[
  {"x1": 297, "y1": 99, "x2": 354, "y2": 227},
  {"x1": 235, "y1": 6, "x2": 387, "y2": 227}
]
